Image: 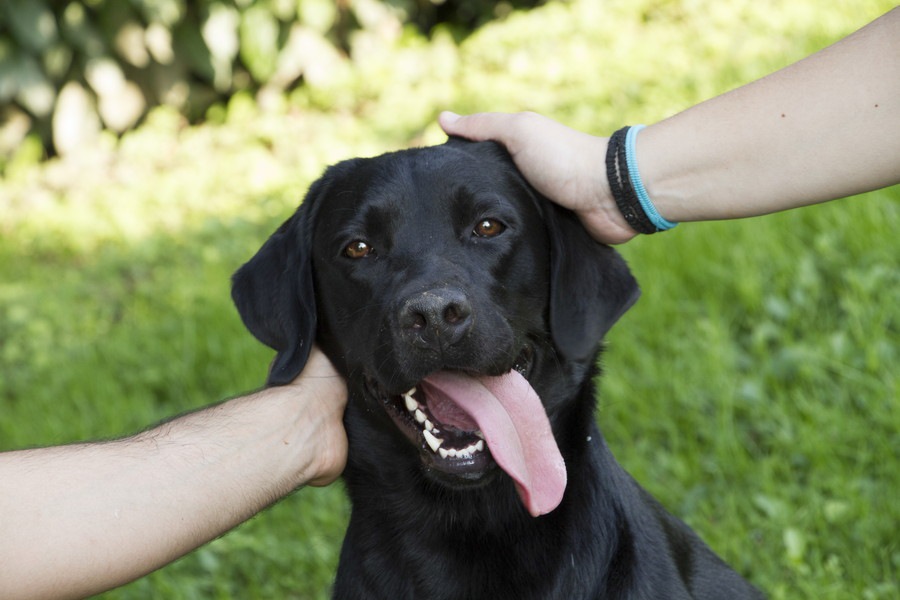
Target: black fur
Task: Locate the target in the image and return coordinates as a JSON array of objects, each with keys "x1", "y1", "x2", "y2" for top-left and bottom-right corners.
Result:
[{"x1": 232, "y1": 138, "x2": 764, "y2": 599}]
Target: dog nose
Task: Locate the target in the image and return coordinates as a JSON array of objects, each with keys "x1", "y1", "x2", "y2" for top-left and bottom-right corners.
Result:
[{"x1": 399, "y1": 289, "x2": 473, "y2": 349}]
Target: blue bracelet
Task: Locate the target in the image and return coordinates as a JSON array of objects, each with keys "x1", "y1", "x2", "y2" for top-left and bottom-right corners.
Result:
[{"x1": 624, "y1": 125, "x2": 678, "y2": 231}]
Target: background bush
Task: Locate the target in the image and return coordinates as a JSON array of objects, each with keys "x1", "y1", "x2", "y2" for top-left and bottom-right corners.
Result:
[
  {"x1": 0, "y1": 0, "x2": 543, "y2": 159},
  {"x1": 1, "y1": 1, "x2": 897, "y2": 599}
]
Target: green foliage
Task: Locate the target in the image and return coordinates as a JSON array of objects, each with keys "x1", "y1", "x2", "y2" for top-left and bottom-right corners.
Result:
[
  {"x1": 0, "y1": 0, "x2": 544, "y2": 159},
  {"x1": 1, "y1": 0, "x2": 898, "y2": 598}
]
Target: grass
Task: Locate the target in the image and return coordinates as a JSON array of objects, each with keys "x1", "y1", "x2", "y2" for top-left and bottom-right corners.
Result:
[
  {"x1": 1, "y1": 0, "x2": 897, "y2": 598},
  {"x1": 602, "y1": 195, "x2": 899, "y2": 598}
]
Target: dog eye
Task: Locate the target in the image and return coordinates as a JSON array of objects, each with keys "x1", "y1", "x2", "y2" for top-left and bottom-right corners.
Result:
[
  {"x1": 473, "y1": 219, "x2": 506, "y2": 238},
  {"x1": 344, "y1": 240, "x2": 374, "y2": 259}
]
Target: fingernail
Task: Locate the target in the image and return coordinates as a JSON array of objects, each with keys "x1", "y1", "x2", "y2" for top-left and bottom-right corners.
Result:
[{"x1": 440, "y1": 111, "x2": 461, "y2": 125}]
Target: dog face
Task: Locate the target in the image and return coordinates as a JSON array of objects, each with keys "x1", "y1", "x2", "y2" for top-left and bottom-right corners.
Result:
[{"x1": 233, "y1": 138, "x2": 639, "y2": 516}]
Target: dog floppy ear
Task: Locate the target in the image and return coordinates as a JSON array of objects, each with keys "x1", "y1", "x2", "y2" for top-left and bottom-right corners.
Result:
[
  {"x1": 231, "y1": 198, "x2": 319, "y2": 387},
  {"x1": 543, "y1": 202, "x2": 640, "y2": 361}
]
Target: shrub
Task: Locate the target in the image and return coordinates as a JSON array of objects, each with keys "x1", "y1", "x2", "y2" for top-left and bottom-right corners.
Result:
[{"x1": 0, "y1": 0, "x2": 543, "y2": 159}]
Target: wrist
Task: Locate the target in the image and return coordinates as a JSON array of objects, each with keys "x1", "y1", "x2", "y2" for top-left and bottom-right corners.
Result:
[
  {"x1": 605, "y1": 125, "x2": 679, "y2": 235},
  {"x1": 281, "y1": 349, "x2": 348, "y2": 487},
  {"x1": 633, "y1": 122, "x2": 693, "y2": 223},
  {"x1": 576, "y1": 136, "x2": 640, "y2": 245}
]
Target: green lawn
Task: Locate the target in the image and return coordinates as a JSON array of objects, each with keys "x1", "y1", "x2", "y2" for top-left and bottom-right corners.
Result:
[{"x1": 1, "y1": 1, "x2": 897, "y2": 598}]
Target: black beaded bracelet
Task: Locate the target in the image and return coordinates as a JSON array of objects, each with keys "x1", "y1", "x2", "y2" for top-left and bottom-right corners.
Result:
[{"x1": 606, "y1": 126, "x2": 659, "y2": 235}]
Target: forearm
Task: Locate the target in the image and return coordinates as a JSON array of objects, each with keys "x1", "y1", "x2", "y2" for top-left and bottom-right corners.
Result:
[
  {"x1": 0, "y1": 364, "x2": 345, "y2": 599},
  {"x1": 641, "y1": 7, "x2": 900, "y2": 222}
]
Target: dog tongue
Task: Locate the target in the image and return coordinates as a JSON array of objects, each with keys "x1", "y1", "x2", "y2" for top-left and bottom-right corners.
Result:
[{"x1": 420, "y1": 371, "x2": 567, "y2": 517}]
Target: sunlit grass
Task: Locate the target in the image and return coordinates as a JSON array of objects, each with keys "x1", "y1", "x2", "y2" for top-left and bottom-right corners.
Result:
[{"x1": 1, "y1": 1, "x2": 897, "y2": 598}]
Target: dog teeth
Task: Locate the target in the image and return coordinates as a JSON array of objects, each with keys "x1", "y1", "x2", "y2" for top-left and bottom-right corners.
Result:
[
  {"x1": 423, "y1": 429, "x2": 443, "y2": 452},
  {"x1": 402, "y1": 387, "x2": 418, "y2": 411},
  {"x1": 438, "y1": 440, "x2": 484, "y2": 460},
  {"x1": 402, "y1": 387, "x2": 485, "y2": 459}
]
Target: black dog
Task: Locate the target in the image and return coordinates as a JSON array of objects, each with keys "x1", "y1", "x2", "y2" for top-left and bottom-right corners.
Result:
[{"x1": 232, "y1": 138, "x2": 763, "y2": 599}]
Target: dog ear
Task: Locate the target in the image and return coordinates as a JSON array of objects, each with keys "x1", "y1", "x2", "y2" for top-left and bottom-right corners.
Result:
[
  {"x1": 543, "y1": 202, "x2": 641, "y2": 361},
  {"x1": 231, "y1": 202, "x2": 318, "y2": 387}
]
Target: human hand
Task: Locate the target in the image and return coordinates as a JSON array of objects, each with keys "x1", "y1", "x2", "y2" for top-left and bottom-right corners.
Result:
[
  {"x1": 439, "y1": 111, "x2": 638, "y2": 244},
  {"x1": 284, "y1": 345, "x2": 348, "y2": 487}
]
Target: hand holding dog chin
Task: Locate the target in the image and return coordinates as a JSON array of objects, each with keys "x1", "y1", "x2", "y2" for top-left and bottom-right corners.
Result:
[
  {"x1": 285, "y1": 345, "x2": 348, "y2": 487},
  {"x1": 439, "y1": 111, "x2": 638, "y2": 245}
]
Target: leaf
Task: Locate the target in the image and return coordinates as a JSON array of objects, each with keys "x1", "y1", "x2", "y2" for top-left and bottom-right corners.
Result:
[
  {"x1": 2, "y1": 0, "x2": 58, "y2": 53},
  {"x1": 173, "y1": 20, "x2": 215, "y2": 83},
  {"x1": 52, "y1": 80, "x2": 101, "y2": 155},
  {"x1": 783, "y1": 527, "x2": 807, "y2": 564},
  {"x1": 752, "y1": 493, "x2": 787, "y2": 519},
  {"x1": 58, "y1": 2, "x2": 105, "y2": 57},
  {"x1": 202, "y1": 4, "x2": 240, "y2": 63},
  {"x1": 202, "y1": 3, "x2": 239, "y2": 91},
  {"x1": 13, "y1": 53, "x2": 55, "y2": 117},
  {"x1": 299, "y1": 0, "x2": 337, "y2": 34},
  {"x1": 239, "y1": 4, "x2": 280, "y2": 83}
]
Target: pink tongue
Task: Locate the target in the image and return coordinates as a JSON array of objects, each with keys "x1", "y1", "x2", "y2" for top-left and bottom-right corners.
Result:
[{"x1": 420, "y1": 371, "x2": 567, "y2": 517}]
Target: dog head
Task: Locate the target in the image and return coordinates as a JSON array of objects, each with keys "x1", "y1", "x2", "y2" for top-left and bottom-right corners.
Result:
[{"x1": 232, "y1": 138, "x2": 639, "y2": 516}]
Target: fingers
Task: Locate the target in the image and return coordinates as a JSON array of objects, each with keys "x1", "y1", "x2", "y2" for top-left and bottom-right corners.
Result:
[{"x1": 438, "y1": 111, "x2": 637, "y2": 245}]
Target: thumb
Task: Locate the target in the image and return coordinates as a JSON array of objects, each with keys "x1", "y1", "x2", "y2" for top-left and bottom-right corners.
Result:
[
  {"x1": 439, "y1": 111, "x2": 511, "y2": 142},
  {"x1": 438, "y1": 110, "x2": 462, "y2": 128},
  {"x1": 438, "y1": 111, "x2": 466, "y2": 135}
]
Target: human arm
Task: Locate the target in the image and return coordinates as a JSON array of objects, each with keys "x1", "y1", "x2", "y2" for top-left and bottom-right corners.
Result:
[
  {"x1": 440, "y1": 7, "x2": 900, "y2": 243},
  {"x1": 0, "y1": 346, "x2": 347, "y2": 600}
]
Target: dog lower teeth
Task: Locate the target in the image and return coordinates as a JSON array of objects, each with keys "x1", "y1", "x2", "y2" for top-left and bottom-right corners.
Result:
[
  {"x1": 402, "y1": 387, "x2": 485, "y2": 459},
  {"x1": 438, "y1": 440, "x2": 485, "y2": 460}
]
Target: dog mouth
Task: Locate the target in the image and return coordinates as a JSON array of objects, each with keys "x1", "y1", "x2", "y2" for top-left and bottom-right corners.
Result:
[
  {"x1": 377, "y1": 347, "x2": 533, "y2": 475},
  {"x1": 395, "y1": 385, "x2": 491, "y2": 476},
  {"x1": 367, "y1": 346, "x2": 567, "y2": 517}
]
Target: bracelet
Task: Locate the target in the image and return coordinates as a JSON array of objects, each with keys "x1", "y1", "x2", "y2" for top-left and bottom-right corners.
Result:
[
  {"x1": 606, "y1": 127, "x2": 656, "y2": 234},
  {"x1": 624, "y1": 125, "x2": 678, "y2": 231},
  {"x1": 605, "y1": 125, "x2": 677, "y2": 234}
]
